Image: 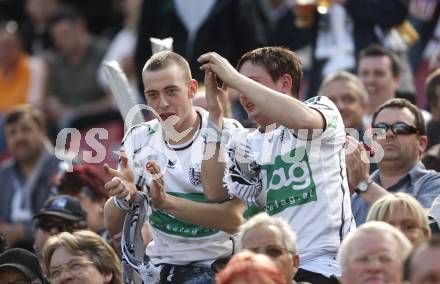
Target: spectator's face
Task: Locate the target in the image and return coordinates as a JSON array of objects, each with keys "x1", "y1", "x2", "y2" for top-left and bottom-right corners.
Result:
[
  {"x1": 0, "y1": 267, "x2": 36, "y2": 283},
  {"x1": 5, "y1": 115, "x2": 45, "y2": 163},
  {"x1": 242, "y1": 224, "x2": 297, "y2": 283},
  {"x1": 50, "y1": 20, "x2": 82, "y2": 57},
  {"x1": 373, "y1": 107, "x2": 427, "y2": 166},
  {"x1": 341, "y1": 232, "x2": 403, "y2": 284},
  {"x1": 33, "y1": 217, "x2": 60, "y2": 260},
  {"x1": 383, "y1": 204, "x2": 428, "y2": 245},
  {"x1": 410, "y1": 247, "x2": 440, "y2": 284},
  {"x1": 323, "y1": 79, "x2": 366, "y2": 129},
  {"x1": 0, "y1": 30, "x2": 21, "y2": 71},
  {"x1": 358, "y1": 56, "x2": 399, "y2": 105},
  {"x1": 238, "y1": 62, "x2": 283, "y2": 127},
  {"x1": 79, "y1": 192, "x2": 104, "y2": 233},
  {"x1": 143, "y1": 64, "x2": 197, "y2": 134},
  {"x1": 48, "y1": 246, "x2": 112, "y2": 284},
  {"x1": 25, "y1": 0, "x2": 58, "y2": 23}
]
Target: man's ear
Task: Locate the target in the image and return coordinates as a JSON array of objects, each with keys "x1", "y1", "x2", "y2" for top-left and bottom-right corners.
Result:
[
  {"x1": 418, "y1": 135, "x2": 428, "y2": 154},
  {"x1": 188, "y1": 79, "x2": 198, "y2": 99},
  {"x1": 103, "y1": 272, "x2": 113, "y2": 284},
  {"x1": 292, "y1": 254, "x2": 300, "y2": 269},
  {"x1": 279, "y1": 74, "x2": 293, "y2": 95}
]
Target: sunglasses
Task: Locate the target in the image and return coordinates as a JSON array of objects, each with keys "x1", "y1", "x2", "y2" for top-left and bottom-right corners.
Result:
[{"x1": 373, "y1": 122, "x2": 418, "y2": 135}]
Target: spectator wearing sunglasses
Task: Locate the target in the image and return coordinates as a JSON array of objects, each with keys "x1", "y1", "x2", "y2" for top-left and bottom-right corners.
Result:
[
  {"x1": 32, "y1": 195, "x2": 87, "y2": 261},
  {"x1": 347, "y1": 98, "x2": 440, "y2": 224}
]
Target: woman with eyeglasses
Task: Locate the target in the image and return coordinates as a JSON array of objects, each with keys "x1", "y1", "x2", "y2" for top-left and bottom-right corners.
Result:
[
  {"x1": 42, "y1": 230, "x2": 122, "y2": 284},
  {"x1": 367, "y1": 192, "x2": 431, "y2": 245}
]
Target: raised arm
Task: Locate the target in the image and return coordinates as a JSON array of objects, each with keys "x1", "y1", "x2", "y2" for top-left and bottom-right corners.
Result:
[
  {"x1": 198, "y1": 52, "x2": 324, "y2": 132},
  {"x1": 345, "y1": 135, "x2": 389, "y2": 205},
  {"x1": 103, "y1": 150, "x2": 139, "y2": 235},
  {"x1": 147, "y1": 161, "x2": 245, "y2": 234},
  {"x1": 201, "y1": 70, "x2": 231, "y2": 202}
]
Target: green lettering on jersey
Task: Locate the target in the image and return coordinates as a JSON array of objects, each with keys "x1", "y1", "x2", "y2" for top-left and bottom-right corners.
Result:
[
  {"x1": 260, "y1": 147, "x2": 317, "y2": 215},
  {"x1": 149, "y1": 192, "x2": 219, "y2": 237}
]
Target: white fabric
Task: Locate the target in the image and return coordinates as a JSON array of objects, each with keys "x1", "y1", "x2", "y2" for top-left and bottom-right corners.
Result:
[
  {"x1": 225, "y1": 96, "x2": 355, "y2": 277},
  {"x1": 122, "y1": 108, "x2": 242, "y2": 265},
  {"x1": 98, "y1": 29, "x2": 141, "y2": 102},
  {"x1": 173, "y1": 0, "x2": 216, "y2": 36},
  {"x1": 27, "y1": 56, "x2": 46, "y2": 106},
  {"x1": 315, "y1": 4, "x2": 355, "y2": 76}
]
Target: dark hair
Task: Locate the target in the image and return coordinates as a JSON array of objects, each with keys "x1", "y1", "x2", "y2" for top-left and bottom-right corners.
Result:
[
  {"x1": 371, "y1": 98, "x2": 426, "y2": 135},
  {"x1": 142, "y1": 51, "x2": 191, "y2": 83},
  {"x1": 236, "y1": 46, "x2": 303, "y2": 98},
  {"x1": 4, "y1": 105, "x2": 46, "y2": 132},
  {"x1": 358, "y1": 44, "x2": 401, "y2": 77},
  {"x1": 0, "y1": 233, "x2": 7, "y2": 254},
  {"x1": 55, "y1": 164, "x2": 108, "y2": 201},
  {"x1": 422, "y1": 144, "x2": 440, "y2": 171},
  {"x1": 425, "y1": 68, "x2": 440, "y2": 110},
  {"x1": 49, "y1": 5, "x2": 83, "y2": 27},
  {"x1": 404, "y1": 235, "x2": 440, "y2": 280}
]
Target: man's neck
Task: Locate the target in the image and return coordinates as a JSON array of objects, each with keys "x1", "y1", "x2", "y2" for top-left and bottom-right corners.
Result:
[
  {"x1": 18, "y1": 155, "x2": 41, "y2": 179},
  {"x1": 367, "y1": 94, "x2": 394, "y2": 115},
  {"x1": 378, "y1": 160, "x2": 417, "y2": 188},
  {"x1": 167, "y1": 110, "x2": 199, "y2": 145}
]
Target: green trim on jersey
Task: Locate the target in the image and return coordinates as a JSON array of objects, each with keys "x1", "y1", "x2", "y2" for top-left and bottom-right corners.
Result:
[{"x1": 149, "y1": 192, "x2": 219, "y2": 237}]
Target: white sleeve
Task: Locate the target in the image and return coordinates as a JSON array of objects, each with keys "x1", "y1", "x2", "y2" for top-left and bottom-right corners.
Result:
[
  {"x1": 304, "y1": 96, "x2": 346, "y2": 144},
  {"x1": 224, "y1": 134, "x2": 265, "y2": 208}
]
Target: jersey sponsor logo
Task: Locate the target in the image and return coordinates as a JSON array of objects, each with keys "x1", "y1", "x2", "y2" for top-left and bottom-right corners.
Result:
[
  {"x1": 261, "y1": 147, "x2": 317, "y2": 215},
  {"x1": 188, "y1": 163, "x2": 202, "y2": 186},
  {"x1": 167, "y1": 159, "x2": 176, "y2": 169},
  {"x1": 149, "y1": 192, "x2": 218, "y2": 237}
]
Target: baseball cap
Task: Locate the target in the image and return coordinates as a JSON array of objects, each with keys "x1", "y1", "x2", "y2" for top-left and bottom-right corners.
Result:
[
  {"x1": 33, "y1": 195, "x2": 87, "y2": 221},
  {"x1": 0, "y1": 248, "x2": 45, "y2": 282}
]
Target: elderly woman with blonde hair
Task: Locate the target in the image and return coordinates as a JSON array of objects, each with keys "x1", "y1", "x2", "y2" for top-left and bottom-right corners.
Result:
[
  {"x1": 367, "y1": 192, "x2": 431, "y2": 245},
  {"x1": 42, "y1": 230, "x2": 122, "y2": 284}
]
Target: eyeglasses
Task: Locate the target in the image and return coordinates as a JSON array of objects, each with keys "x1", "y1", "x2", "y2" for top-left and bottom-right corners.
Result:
[
  {"x1": 33, "y1": 218, "x2": 60, "y2": 232},
  {"x1": 48, "y1": 260, "x2": 94, "y2": 281},
  {"x1": 373, "y1": 122, "x2": 418, "y2": 135},
  {"x1": 248, "y1": 245, "x2": 290, "y2": 258}
]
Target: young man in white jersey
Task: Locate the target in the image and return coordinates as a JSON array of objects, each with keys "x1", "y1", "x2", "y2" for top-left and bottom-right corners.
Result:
[
  {"x1": 198, "y1": 47, "x2": 355, "y2": 284},
  {"x1": 103, "y1": 51, "x2": 244, "y2": 283}
]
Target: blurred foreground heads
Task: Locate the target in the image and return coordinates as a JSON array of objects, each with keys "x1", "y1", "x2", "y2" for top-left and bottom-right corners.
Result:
[
  {"x1": 338, "y1": 221, "x2": 412, "y2": 284},
  {"x1": 216, "y1": 250, "x2": 286, "y2": 284}
]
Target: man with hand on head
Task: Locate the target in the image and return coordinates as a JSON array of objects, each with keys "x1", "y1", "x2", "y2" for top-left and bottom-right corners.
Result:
[
  {"x1": 103, "y1": 51, "x2": 244, "y2": 284},
  {"x1": 198, "y1": 47, "x2": 354, "y2": 284}
]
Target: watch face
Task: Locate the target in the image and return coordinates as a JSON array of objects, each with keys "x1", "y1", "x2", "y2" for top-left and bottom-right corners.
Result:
[{"x1": 358, "y1": 182, "x2": 368, "y2": 191}]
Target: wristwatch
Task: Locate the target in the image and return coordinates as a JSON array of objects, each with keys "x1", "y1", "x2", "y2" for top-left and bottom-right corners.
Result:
[{"x1": 355, "y1": 176, "x2": 372, "y2": 194}]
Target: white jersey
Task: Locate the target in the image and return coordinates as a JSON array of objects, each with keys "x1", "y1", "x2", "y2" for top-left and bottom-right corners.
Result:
[
  {"x1": 225, "y1": 96, "x2": 355, "y2": 277},
  {"x1": 122, "y1": 107, "x2": 242, "y2": 266}
]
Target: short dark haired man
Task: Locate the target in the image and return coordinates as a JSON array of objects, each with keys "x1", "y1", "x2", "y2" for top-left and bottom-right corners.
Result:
[
  {"x1": 0, "y1": 105, "x2": 62, "y2": 248},
  {"x1": 199, "y1": 46, "x2": 354, "y2": 283},
  {"x1": 348, "y1": 98, "x2": 440, "y2": 224},
  {"x1": 357, "y1": 44, "x2": 402, "y2": 126}
]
